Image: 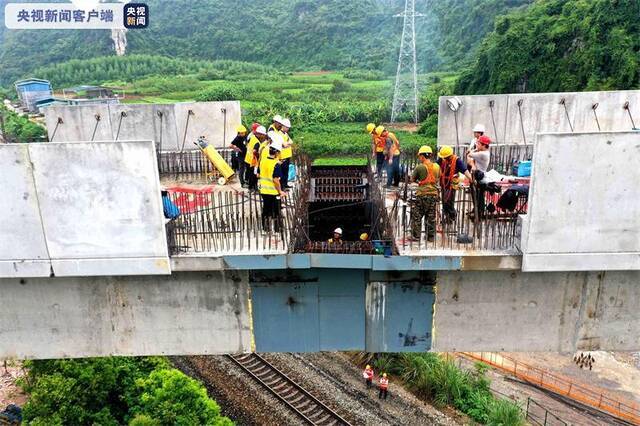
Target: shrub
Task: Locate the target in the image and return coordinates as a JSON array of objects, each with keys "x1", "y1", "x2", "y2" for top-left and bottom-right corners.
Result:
[
  {"x1": 331, "y1": 79, "x2": 352, "y2": 93},
  {"x1": 196, "y1": 84, "x2": 249, "y2": 102}
]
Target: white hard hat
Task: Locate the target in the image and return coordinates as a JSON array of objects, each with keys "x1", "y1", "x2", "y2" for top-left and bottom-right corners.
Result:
[
  {"x1": 334, "y1": 228, "x2": 343, "y2": 235},
  {"x1": 269, "y1": 132, "x2": 284, "y2": 151},
  {"x1": 281, "y1": 118, "x2": 291, "y2": 128},
  {"x1": 255, "y1": 125, "x2": 267, "y2": 135},
  {"x1": 472, "y1": 124, "x2": 486, "y2": 133},
  {"x1": 273, "y1": 114, "x2": 283, "y2": 123}
]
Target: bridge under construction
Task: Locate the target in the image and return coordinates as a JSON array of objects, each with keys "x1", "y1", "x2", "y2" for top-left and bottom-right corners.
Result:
[{"x1": 0, "y1": 90, "x2": 639, "y2": 360}]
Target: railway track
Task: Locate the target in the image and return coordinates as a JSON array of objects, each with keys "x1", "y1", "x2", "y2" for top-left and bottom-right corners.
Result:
[{"x1": 227, "y1": 353, "x2": 352, "y2": 426}]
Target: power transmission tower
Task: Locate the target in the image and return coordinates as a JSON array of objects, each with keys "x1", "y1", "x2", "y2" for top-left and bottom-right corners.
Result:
[{"x1": 391, "y1": 0, "x2": 423, "y2": 124}]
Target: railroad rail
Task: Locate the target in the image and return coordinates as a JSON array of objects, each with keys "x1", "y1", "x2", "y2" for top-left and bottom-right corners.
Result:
[{"x1": 227, "y1": 353, "x2": 352, "y2": 426}]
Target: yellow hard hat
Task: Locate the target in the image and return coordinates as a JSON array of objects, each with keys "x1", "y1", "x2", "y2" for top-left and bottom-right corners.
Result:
[
  {"x1": 236, "y1": 125, "x2": 247, "y2": 134},
  {"x1": 418, "y1": 145, "x2": 433, "y2": 155},
  {"x1": 360, "y1": 233, "x2": 369, "y2": 241},
  {"x1": 366, "y1": 365, "x2": 371, "y2": 369},
  {"x1": 366, "y1": 123, "x2": 376, "y2": 134},
  {"x1": 375, "y1": 125, "x2": 385, "y2": 136},
  {"x1": 438, "y1": 145, "x2": 454, "y2": 159},
  {"x1": 382, "y1": 373, "x2": 387, "y2": 377}
]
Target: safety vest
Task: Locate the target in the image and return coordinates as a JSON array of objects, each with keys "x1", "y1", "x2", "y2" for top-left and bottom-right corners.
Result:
[
  {"x1": 417, "y1": 161, "x2": 440, "y2": 197},
  {"x1": 374, "y1": 134, "x2": 386, "y2": 153},
  {"x1": 363, "y1": 368, "x2": 374, "y2": 379},
  {"x1": 379, "y1": 377, "x2": 389, "y2": 389},
  {"x1": 244, "y1": 135, "x2": 260, "y2": 166},
  {"x1": 259, "y1": 157, "x2": 279, "y2": 195},
  {"x1": 419, "y1": 162, "x2": 437, "y2": 186},
  {"x1": 281, "y1": 132, "x2": 293, "y2": 160},
  {"x1": 388, "y1": 132, "x2": 400, "y2": 156},
  {"x1": 259, "y1": 140, "x2": 270, "y2": 164},
  {"x1": 440, "y1": 155, "x2": 460, "y2": 190}
]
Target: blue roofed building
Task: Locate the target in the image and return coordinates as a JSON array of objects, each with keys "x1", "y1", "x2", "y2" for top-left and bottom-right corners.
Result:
[{"x1": 14, "y1": 78, "x2": 53, "y2": 112}]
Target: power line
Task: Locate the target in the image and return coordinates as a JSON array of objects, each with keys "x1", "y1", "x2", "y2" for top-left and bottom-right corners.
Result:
[{"x1": 391, "y1": 0, "x2": 424, "y2": 124}]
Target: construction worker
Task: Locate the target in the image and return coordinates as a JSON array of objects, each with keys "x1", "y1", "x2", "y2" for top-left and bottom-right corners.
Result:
[
  {"x1": 375, "y1": 126, "x2": 401, "y2": 187},
  {"x1": 410, "y1": 146, "x2": 441, "y2": 242},
  {"x1": 437, "y1": 145, "x2": 470, "y2": 224},
  {"x1": 328, "y1": 228, "x2": 343, "y2": 243},
  {"x1": 367, "y1": 123, "x2": 384, "y2": 176},
  {"x1": 378, "y1": 373, "x2": 389, "y2": 400},
  {"x1": 244, "y1": 125, "x2": 267, "y2": 191},
  {"x1": 258, "y1": 133, "x2": 285, "y2": 233},
  {"x1": 467, "y1": 135, "x2": 491, "y2": 219},
  {"x1": 230, "y1": 125, "x2": 248, "y2": 187},
  {"x1": 269, "y1": 114, "x2": 283, "y2": 133},
  {"x1": 280, "y1": 118, "x2": 293, "y2": 190},
  {"x1": 363, "y1": 365, "x2": 374, "y2": 389},
  {"x1": 469, "y1": 123, "x2": 486, "y2": 151}
]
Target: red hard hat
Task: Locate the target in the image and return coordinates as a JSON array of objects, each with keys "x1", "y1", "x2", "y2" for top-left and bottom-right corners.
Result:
[
  {"x1": 478, "y1": 135, "x2": 492, "y2": 146},
  {"x1": 251, "y1": 122, "x2": 260, "y2": 132}
]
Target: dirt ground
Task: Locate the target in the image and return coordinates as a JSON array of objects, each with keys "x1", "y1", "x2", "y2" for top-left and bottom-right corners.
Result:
[
  {"x1": 504, "y1": 352, "x2": 640, "y2": 405},
  {"x1": 0, "y1": 362, "x2": 27, "y2": 410}
]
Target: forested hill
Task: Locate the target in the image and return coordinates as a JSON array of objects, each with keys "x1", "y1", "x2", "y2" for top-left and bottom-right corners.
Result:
[
  {"x1": 456, "y1": 0, "x2": 640, "y2": 94},
  {"x1": 0, "y1": 0, "x2": 531, "y2": 86}
]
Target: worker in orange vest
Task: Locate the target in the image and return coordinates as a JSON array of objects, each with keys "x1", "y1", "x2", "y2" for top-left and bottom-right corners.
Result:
[
  {"x1": 410, "y1": 146, "x2": 441, "y2": 242},
  {"x1": 363, "y1": 364, "x2": 374, "y2": 389},
  {"x1": 375, "y1": 126, "x2": 401, "y2": 187},
  {"x1": 378, "y1": 373, "x2": 389, "y2": 400}
]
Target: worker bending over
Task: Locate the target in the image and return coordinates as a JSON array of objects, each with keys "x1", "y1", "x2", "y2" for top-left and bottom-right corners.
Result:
[
  {"x1": 258, "y1": 133, "x2": 286, "y2": 233},
  {"x1": 363, "y1": 365, "x2": 374, "y2": 389},
  {"x1": 410, "y1": 146, "x2": 441, "y2": 242},
  {"x1": 367, "y1": 123, "x2": 386, "y2": 177},
  {"x1": 378, "y1": 373, "x2": 389, "y2": 400},
  {"x1": 437, "y1": 145, "x2": 470, "y2": 224},
  {"x1": 245, "y1": 126, "x2": 268, "y2": 191},
  {"x1": 230, "y1": 125, "x2": 248, "y2": 187},
  {"x1": 375, "y1": 126, "x2": 401, "y2": 187}
]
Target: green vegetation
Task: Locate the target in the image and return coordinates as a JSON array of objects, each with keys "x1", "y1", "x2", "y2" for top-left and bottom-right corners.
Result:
[
  {"x1": 456, "y1": 0, "x2": 640, "y2": 93},
  {"x1": 0, "y1": 0, "x2": 529, "y2": 86},
  {"x1": 356, "y1": 353, "x2": 525, "y2": 425},
  {"x1": 0, "y1": 106, "x2": 47, "y2": 143},
  {"x1": 19, "y1": 357, "x2": 233, "y2": 426}
]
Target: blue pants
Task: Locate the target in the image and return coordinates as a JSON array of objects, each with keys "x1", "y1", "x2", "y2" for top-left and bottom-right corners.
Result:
[
  {"x1": 386, "y1": 155, "x2": 400, "y2": 187},
  {"x1": 281, "y1": 158, "x2": 291, "y2": 189},
  {"x1": 376, "y1": 153, "x2": 385, "y2": 177}
]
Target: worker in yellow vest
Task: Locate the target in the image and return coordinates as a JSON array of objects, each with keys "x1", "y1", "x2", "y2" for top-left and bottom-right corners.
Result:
[
  {"x1": 258, "y1": 132, "x2": 286, "y2": 233},
  {"x1": 376, "y1": 126, "x2": 401, "y2": 187},
  {"x1": 410, "y1": 146, "x2": 440, "y2": 242},
  {"x1": 280, "y1": 118, "x2": 293, "y2": 190},
  {"x1": 367, "y1": 123, "x2": 386, "y2": 177},
  {"x1": 244, "y1": 125, "x2": 267, "y2": 191}
]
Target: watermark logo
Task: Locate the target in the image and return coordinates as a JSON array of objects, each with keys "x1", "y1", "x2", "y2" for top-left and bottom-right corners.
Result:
[{"x1": 4, "y1": 2, "x2": 149, "y2": 29}]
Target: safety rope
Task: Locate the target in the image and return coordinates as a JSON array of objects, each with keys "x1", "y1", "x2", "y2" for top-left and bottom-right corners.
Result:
[{"x1": 180, "y1": 109, "x2": 194, "y2": 152}]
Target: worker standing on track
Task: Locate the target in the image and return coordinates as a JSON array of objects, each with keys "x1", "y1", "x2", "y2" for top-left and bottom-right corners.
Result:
[
  {"x1": 245, "y1": 125, "x2": 267, "y2": 191},
  {"x1": 437, "y1": 145, "x2": 470, "y2": 224},
  {"x1": 280, "y1": 118, "x2": 293, "y2": 191},
  {"x1": 410, "y1": 146, "x2": 441, "y2": 242},
  {"x1": 258, "y1": 133, "x2": 286, "y2": 233},
  {"x1": 376, "y1": 126, "x2": 401, "y2": 187},
  {"x1": 378, "y1": 373, "x2": 389, "y2": 400},
  {"x1": 230, "y1": 125, "x2": 248, "y2": 187},
  {"x1": 363, "y1": 365, "x2": 374, "y2": 389}
]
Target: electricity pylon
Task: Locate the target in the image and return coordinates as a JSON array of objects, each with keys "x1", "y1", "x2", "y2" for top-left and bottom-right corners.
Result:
[{"x1": 391, "y1": 0, "x2": 423, "y2": 124}]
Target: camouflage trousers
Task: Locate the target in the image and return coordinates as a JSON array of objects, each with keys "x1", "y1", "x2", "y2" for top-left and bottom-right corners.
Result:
[{"x1": 411, "y1": 195, "x2": 438, "y2": 240}]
